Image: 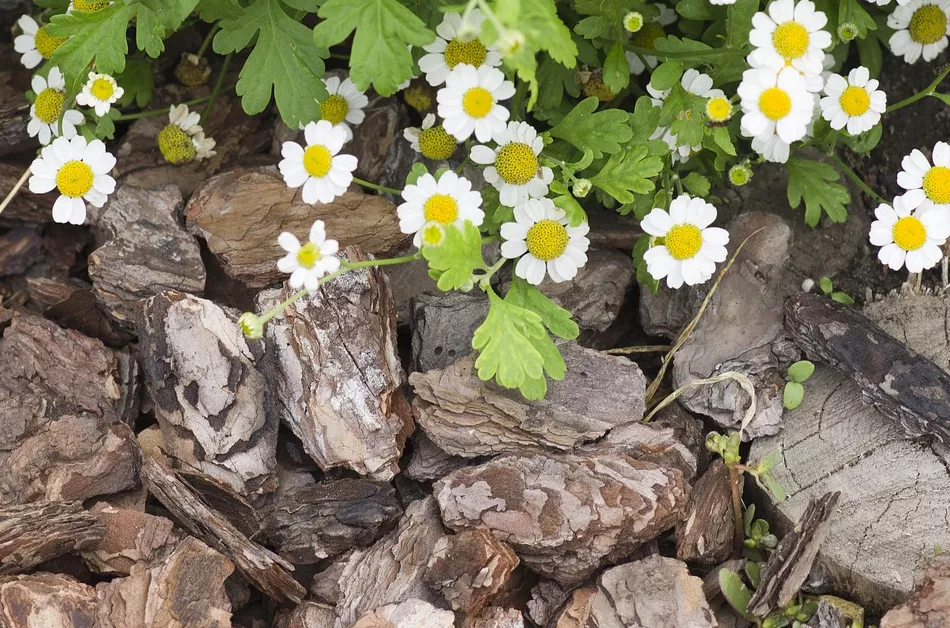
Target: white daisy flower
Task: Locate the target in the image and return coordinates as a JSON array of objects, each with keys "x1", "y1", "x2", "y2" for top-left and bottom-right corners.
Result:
[
  {"x1": 28, "y1": 67, "x2": 84, "y2": 146},
  {"x1": 869, "y1": 195, "x2": 950, "y2": 272},
  {"x1": 500, "y1": 198, "x2": 591, "y2": 285},
  {"x1": 279, "y1": 120, "x2": 358, "y2": 205},
  {"x1": 738, "y1": 66, "x2": 816, "y2": 163},
  {"x1": 157, "y1": 104, "x2": 216, "y2": 164},
  {"x1": 403, "y1": 113, "x2": 458, "y2": 160},
  {"x1": 276, "y1": 220, "x2": 342, "y2": 291},
  {"x1": 75, "y1": 72, "x2": 124, "y2": 117},
  {"x1": 647, "y1": 69, "x2": 725, "y2": 162},
  {"x1": 897, "y1": 141, "x2": 950, "y2": 212},
  {"x1": 470, "y1": 121, "x2": 553, "y2": 206},
  {"x1": 888, "y1": 0, "x2": 950, "y2": 64},
  {"x1": 418, "y1": 9, "x2": 503, "y2": 87},
  {"x1": 437, "y1": 65, "x2": 514, "y2": 142},
  {"x1": 625, "y1": 4, "x2": 677, "y2": 75},
  {"x1": 747, "y1": 0, "x2": 832, "y2": 76},
  {"x1": 28, "y1": 135, "x2": 116, "y2": 225},
  {"x1": 318, "y1": 76, "x2": 368, "y2": 143},
  {"x1": 397, "y1": 171, "x2": 484, "y2": 247},
  {"x1": 819, "y1": 66, "x2": 886, "y2": 135},
  {"x1": 14, "y1": 15, "x2": 66, "y2": 69},
  {"x1": 641, "y1": 195, "x2": 730, "y2": 288}
]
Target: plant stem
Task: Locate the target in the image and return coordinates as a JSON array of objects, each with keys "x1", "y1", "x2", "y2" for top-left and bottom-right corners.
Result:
[
  {"x1": 114, "y1": 96, "x2": 212, "y2": 121},
  {"x1": 831, "y1": 153, "x2": 886, "y2": 205},
  {"x1": 729, "y1": 465, "x2": 745, "y2": 559},
  {"x1": 352, "y1": 176, "x2": 402, "y2": 196},
  {"x1": 886, "y1": 62, "x2": 950, "y2": 112},
  {"x1": 454, "y1": 155, "x2": 471, "y2": 174},
  {"x1": 196, "y1": 23, "x2": 220, "y2": 58},
  {"x1": 626, "y1": 45, "x2": 746, "y2": 60},
  {"x1": 605, "y1": 344, "x2": 671, "y2": 354},
  {"x1": 0, "y1": 167, "x2": 30, "y2": 217},
  {"x1": 200, "y1": 54, "x2": 232, "y2": 125}
]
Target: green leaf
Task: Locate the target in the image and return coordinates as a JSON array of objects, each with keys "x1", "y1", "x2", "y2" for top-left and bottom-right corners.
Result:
[
  {"x1": 574, "y1": 16, "x2": 611, "y2": 39},
  {"x1": 421, "y1": 221, "x2": 487, "y2": 291},
  {"x1": 710, "y1": 126, "x2": 737, "y2": 156},
  {"x1": 682, "y1": 172, "x2": 711, "y2": 197},
  {"x1": 650, "y1": 61, "x2": 683, "y2": 91},
  {"x1": 787, "y1": 360, "x2": 815, "y2": 383},
  {"x1": 839, "y1": 0, "x2": 877, "y2": 38},
  {"x1": 725, "y1": 0, "x2": 759, "y2": 50},
  {"x1": 549, "y1": 97, "x2": 633, "y2": 158},
  {"x1": 603, "y1": 39, "x2": 630, "y2": 94},
  {"x1": 92, "y1": 108, "x2": 120, "y2": 140},
  {"x1": 760, "y1": 470, "x2": 787, "y2": 502},
  {"x1": 591, "y1": 144, "x2": 664, "y2": 203},
  {"x1": 406, "y1": 162, "x2": 429, "y2": 187},
  {"x1": 552, "y1": 194, "x2": 588, "y2": 227},
  {"x1": 857, "y1": 35, "x2": 883, "y2": 77},
  {"x1": 505, "y1": 277, "x2": 579, "y2": 340},
  {"x1": 786, "y1": 157, "x2": 851, "y2": 227},
  {"x1": 48, "y1": 4, "x2": 137, "y2": 77},
  {"x1": 841, "y1": 122, "x2": 882, "y2": 155},
  {"x1": 783, "y1": 381, "x2": 805, "y2": 410},
  {"x1": 832, "y1": 291, "x2": 855, "y2": 305},
  {"x1": 116, "y1": 56, "x2": 154, "y2": 108},
  {"x1": 197, "y1": 0, "x2": 244, "y2": 21},
  {"x1": 629, "y1": 96, "x2": 661, "y2": 140},
  {"x1": 719, "y1": 569, "x2": 757, "y2": 622},
  {"x1": 676, "y1": 0, "x2": 718, "y2": 20},
  {"x1": 744, "y1": 561, "x2": 761, "y2": 589},
  {"x1": 632, "y1": 234, "x2": 659, "y2": 293},
  {"x1": 819, "y1": 276, "x2": 834, "y2": 293}
]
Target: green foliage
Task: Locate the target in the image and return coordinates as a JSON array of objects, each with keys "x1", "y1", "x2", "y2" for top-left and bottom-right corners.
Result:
[
  {"x1": 591, "y1": 145, "x2": 664, "y2": 203},
  {"x1": 786, "y1": 158, "x2": 851, "y2": 227},
  {"x1": 719, "y1": 569, "x2": 756, "y2": 622},
  {"x1": 548, "y1": 97, "x2": 633, "y2": 158},
  {"x1": 787, "y1": 361, "x2": 815, "y2": 384},
  {"x1": 783, "y1": 381, "x2": 804, "y2": 410},
  {"x1": 818, "y1": 276, "x2": 855, "y2": 304},
  {"x1": 421, "y1": 222, "x2": 487, "y2": 291}
]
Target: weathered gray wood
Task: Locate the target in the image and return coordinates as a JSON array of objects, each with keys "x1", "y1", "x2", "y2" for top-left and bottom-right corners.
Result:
[{"x1": 0, "y1": 501, "x2": 105, "y2": 575}]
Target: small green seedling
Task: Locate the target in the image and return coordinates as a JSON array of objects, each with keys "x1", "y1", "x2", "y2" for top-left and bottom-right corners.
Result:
[
  {"x1": 783, "y1": 360, "x2": 815, "y2": 410},
  {"x1": 819, "y1": 276, "x2": 855, "y2": 305}
]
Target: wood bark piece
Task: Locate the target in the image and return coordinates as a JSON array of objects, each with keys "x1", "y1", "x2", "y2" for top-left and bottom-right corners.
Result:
[
  {"x1": 425, "y1": 529, "x2": 519, "y2": 614},
  {"x1": 0, "y1": 61, "x2": 33, "y2": 158},
  {"x1": 82, "y1": 503, "x2": 183, "y2": 575},
  {"x1": 434, "y1": 451, "x2": 688, "y2": 584},
  {"x1": 676, "y1": 460, "x2": 741, "y2": 565},
  {"x1": 263, "y1": 478, "x2": 402, "y2": 565},
  {"x1": 276, "y1": 601, "x2": 336, "y2": 628},
  {"x1": 335, "y1": 496, "x2": 446, "y2": 628},
  {"x1": 0, "y1": 227, "x2": 42, "y2": 276},
  {"x1": 410, "y1": 291, "x2": 490, "y2": 372},
  {"x1": 880, "y1": 554, "x2": 950, "y2": 627},
  {"x1": 462, "y1": 607, "x2": 524, "y2": 628},
  {"x1": 404, "y1": 432, "x2": 469, "y2": 482},
  {"x1": 0, "y1": 314, "x2": 138, "y2": 506},
  {"x1": 88, "y1": 184, "x2": 206, "y2": 330},
  {"x1": 0, "y1": 573, "x2": 97, "y2": 628},
  {"x1": 864, "y1": 292, "x2": 950, "y2": 373},
  {"x1": 409, "y1": 344, "x2": 646, "y2": 458},
  {"x1": 352, "y1": 598, "x2": 455, "y2": 628},
  {"x1": 528, "y1": 580, "x2": 573, "y2": 627},
  {"x1": 139, "y1": 455, "x2": 306, "y2": 604},
  {"x1": 186, "y1": 166, "x2": 409, "y2": 288},
  {"x1": 95, "y1": 536, "x2": 234, "y2": 628},
  {"x1": 138, "y1": 291, "x2": 278, "y2": 498},
  {"x1": 259, "y1": 250, "x2": 412, "y2": 479},
  {"x1": 0, "y1": 501, "x2": 105, "y2": 574}
]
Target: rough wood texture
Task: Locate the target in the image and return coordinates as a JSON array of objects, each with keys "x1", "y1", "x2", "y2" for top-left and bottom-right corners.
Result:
[
  {"x1": 186, "y1": 166, "x2": 409, "y2": 288},
  {"x1": 0, "y1": 314, "x2": 138, "y2": 506},
  {"x1": 138, "y1": 291, "x2": 278, "y2": 498},
  {"x1": 409, "y1": 344, "x2": 646, "y2": 458},
  {"x1": 95, "y1": 536, "x2": 234, "y2": 628},
  {"x1": 410, "y1": 292, "x2": 490, "y2": 372},
  {"x1": 276, "y1": 601, "x2": 336, "y2": 628},
  {"x1": 0, "y1": 501, "x2": 105, "y2": 574},
  {"x1": 0, "y1": 227, "x2": 42, "y2": 276},
  {"x1": 263, "y1": 478, "x2": 402, "y2": 565},
  {"x1": 880, "y1": 554, "x2": 950, "y2": 627},
  {"x1": 259, "y1": 249, "x2": 412, "y2": 479},
  {"x1": 552, "y1": 587, "x2": 599, "y2": 627},
  {"x1": 404, "y1": 432, "x2": 469, "y2": 482},
  {"x1": 425, "y1": 529, "x2": 519, "y2": 614},
  {"x1": 352, "y1": 598, "x2": 455, "y2": 628},
  {"x1": 139, "y1": 455, "x2": 306, "y2": 604},
  {"x1": 0, "y1": 573, "x2": 97, "y2": 628},
  {"x1": 82, "y1": 503, "x2": 183, "y2": 575},
  {"x1": 676, "y1": 460, "x2": 740, "y2": 565},
  {"x1": 0, "y1": 60, "x2": 33, "y2": 159},
  {"x1": 434, "y1": 451, "x2": 688, "y2": 584},
  {"x1": 335, "y1": 497, "x2": 446, "y2": 628},
  {"x1": 528, "y1": 580, "x2": 573, "y2": 627},
  {"x1": 462, "y1": 607, "x2": 524, "y2": 628},
  {"x1": 864, "y1": 292, "x2": 950, "y2": 372},
  {"x1": 88, "y1": 184, "x2": 205, "y2": 330}
]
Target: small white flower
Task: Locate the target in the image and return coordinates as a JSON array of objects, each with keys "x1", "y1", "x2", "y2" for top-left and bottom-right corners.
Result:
[
  {"x1": 641, "y1": 195, "x2": 730, "y2": 289},
  {"x1": 500, "y1": 198, "x2": 590, "y2": 285},
  {"x1": 276, "y1": 220, "x2": 342, "y2": 291},
  {"x1": 897, "y1": 141, "x2": 950, "y2": 212},
  {"x1": 157, "y1": 104, "x2": 216, "y2": 164},
  {"x1": 437, "y1": 65, "x2": 514, "y2": 142},
  {"x1": 738, "y1": 66, "x2": 816, "y2": 163},
  {"x1": 625, "y1": 4, "x2": 677, "y2": 75},
  {"x1": 888, "y1": 0, "x2": 950, "y2": 63},
  {"x1": 819, "y1": 66, "x2": 886, "y2": 135},
  {"x1": 76, "y1": 72, "x2": 124, "y2": 117},
  {"x1": 28, "y1": 135, "x2": 116, "y2": 225},
  {"x1": 869, "y1": 195, "x2": 950, "y2": 272},
  {"x1": 279, "y1": 120, "x2": 358, "y2": 205},
  {"x1": 14, "y1": 15, "x2": 65, "y2": 69},
  {"x1": 318, "y1": 76, "x2": 368, "y2": 143},
  {"x1": 403, "y1": 113, "x2": 458, "y2": 160},
  {"x1": 747, "y1": 0, "x2": 832, "y2": 76},
  {"x1": 471, "y1": 121, "x2": 553, "y2": 206},
  {"x1": 419, "y1": 9, "x2": 503, "y2": 86},
  {"x1": 28, "y1": 67, "x2": 84, "y2": 146},
  {"x1": 397, "y1": 171, "x2": 484, "y2": 247},
  {"x1": 647, "y1": 69, "x2": 725, "y2": 162}
]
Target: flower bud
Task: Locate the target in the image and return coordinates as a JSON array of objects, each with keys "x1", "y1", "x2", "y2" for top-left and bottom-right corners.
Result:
[
  {"x1": 238, "y1": 312, "x2": 264, "y2": 340},
  {"x1": 837, "y1": 22, "x2": 859, "y2": 43},
  {"x1": 728, "y1": 163, "x2": 753, "y2": 187},
  {"x1": 498, "y1": 29, "x2": 526, "y2": 55},
  {"x1": 623, "y1": 11, "x2": 644, "y2": 34},
  {"x1": 572, "y1": 178, "x2": 593, "y2": 198}
]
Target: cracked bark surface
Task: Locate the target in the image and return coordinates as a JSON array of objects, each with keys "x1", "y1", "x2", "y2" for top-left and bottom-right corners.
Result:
[
  {"x1": 462, "y1": 607, "x2": 525, "y2": 628},
  {"x1": 410, "y1": 291, "x2": 490, "y2": 372},
  {"x1": 880, "y1": 554, "x2": 950, "y2": 627},
  {"x1": 351, "y1": 598, "x2": 455, "y2": 628},
  {"x1": 675, "y1": 460, "x2": 740, "y2": 566},
  {"x1": 82, "y1": 503, "x2": 183, "y2": 576},
  {"x1": 0, "y1": 573, "x2": 97, "y2": 628},
  {"x1": 0, "y1": 501, "x2": 105, "y2": 575},
  {"x1": 425, "y1": 528, "x2": 519, "y2": 615}
]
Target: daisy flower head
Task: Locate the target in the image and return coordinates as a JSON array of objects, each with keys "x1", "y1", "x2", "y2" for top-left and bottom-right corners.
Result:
[
  {"x1": 157, "y1": 104, "x2": 216, "y2": 164},
  {"x1": 318, "y1": 76, "x2": 368, "y2": 143},
  {"x1": 28, "y1": 135, "x2": 116, "y2": 225},
  {"x1": 897, "y1": 141, "x2": 950, "y2": 212},
  {"x1": 279, "y1": 120, "x2": 358, "y2": 205},
  {"x1": 471, "y1": 121, "x2": 553, "y2": 206},
  {"x1": 819, "y1": 66, "x2": 886, "y2": 135},
  {"x1": 403, "y1": 113, "x2": 458, "y2": 160},
  {"x1": 276, "y1": 220, "x2": 342, "y2": 291},
  {"x1": 28, "y1": 67, "x2": 84, "y2": 146},
  {"x1": 76, "y1": 72, "x2": 124, "y2": 117},
  {"x1": 738, "y1": 66, "x2": 816, "y2": 163},
  {"x1": 747, "y1": 0, "x2": 832, "y2": 76},
  {"x1": 500, "y1": 198, "x2": 590, "y2": 285},
  {"x1": 888, "y1": 0, "x2": 950, "y2": 63},
  {"x1": 175, "y1": 53, "x2": 212, "y2": 87},
  {"x1": 641, "y1": 195, "x2": 730, "y2": 289},
  {"x1": 419, "y1": 9, "x2": 503, "y2": 87},
  {"x1": 437, "y1": 64, "x2": 514, "y2": 142},
  {"x1": 648, "y1": 69, "x2": 724, "y2": 162},
  {"x1": 869, "y1": 195, "x2": 950, "y2": 272},
  {"x1": 14, "y1": 15, "x2": 66, "y2": 69},
  {"x1": 397, "y1": 171, "x2": 484, "y2": 247},
  {"x1": 68, "y1": 0, "x2": 110, "y2": 11},
  {"x1": 625, "y1": 4, "x2": 677, "y2": 74}
]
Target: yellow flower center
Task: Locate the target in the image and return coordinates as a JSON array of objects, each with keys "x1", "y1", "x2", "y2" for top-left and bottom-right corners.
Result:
[
  {"x1": 495, "y1": 142, "x2": 538, "y2": 185},
  {"x1": 909, "y1": 5, "x2": 948, "y2": 45},
  {"x1": 526, "y1": 219, "x2": 569, "y2": 261},
  {"x1": 404, "y1": 83, "x2": 435, "y2": 113},
  {"x1": 34, "y1": 88, "x2": 64, "y2": 124},
  {"x1": 55, "y1": 160, "x2": 94, "y2": 198},
  {"x1": 421, "y1": 223, "x2": 446, "y2": 247},
  {"x1": 892, "y1": 216, "x2": 927, "y2": 251},
  {"x1": 34, "y1": 27, "x2": 66, "y2": 59},
  {"x1": 175, "y1": 55, "x2": 211, "y2": 87},
  {"x1": 772, "y1": 21, "x2": 810, "y2": 59},
  {"x1": 923, "y1": 166, "x2": 950, "y2": 204},
  {"x1": 444, "y1": 38, "x2": 488, "y2": 69},
  {"x1": 582, "y1": 75, "x2": 615, "y2": 102},
  {"x1": 423, "y1": 194, "x2": 459, "y2": 224},
  {"x1": 758, "y1": 87, "x2": 792, "y2": 121},
  {"x1": 418, "y1": 125, "x2": 458, "y2": 160},
  {"x1": 157, "y1": 125, "x2": 197, "y2": 164},
  {"x1": 303, "y1": 144, "x2": 333, "y2": 178},
  {"x1": 90, "y1": 77, "x2": 115, "y2": 101},
  {"x1": 631, "y1": 22, "x2": 665, "y2": 49},
  {"x1": 663, "y1": 224, "x2": 703, "y2": 260},
  {"x1": 72, "y1": 0, "x2": 109, "y2": 11},
  {"x1": 839, "y1": 86, "x2": 870, "y2": 116},
  {"x1": 706, "y1": 96, "x2": 732, "y2": 122},
  {"x1": 296, "y1": 242, "x2": 322, "y2": 268},
  {"x1": 462, "y1": 87, "x2": 494, "y2": 118},
  {"x1": 319, "y1": 94, "x2": 350, "y2": 126}
]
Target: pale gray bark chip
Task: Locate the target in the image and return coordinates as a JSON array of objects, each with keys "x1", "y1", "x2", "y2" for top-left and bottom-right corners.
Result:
[
  {"x1": 425, "y1": 528, "x2": 520, "y2": 614},
  {"x1": 0, "y1": 501, "x2": 105, "y2": 575},
  {"x1": 351, "y1": 598, "x2": 456, "y2": 628},
  {"x1": 410, "y1": 291, "x2": 490, "y2": 372}
]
